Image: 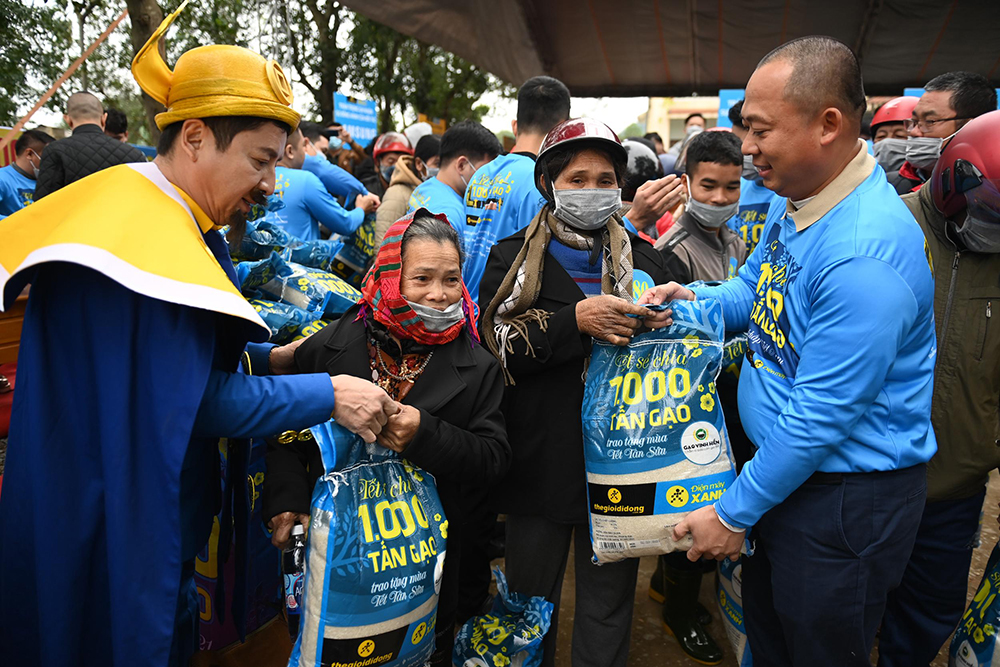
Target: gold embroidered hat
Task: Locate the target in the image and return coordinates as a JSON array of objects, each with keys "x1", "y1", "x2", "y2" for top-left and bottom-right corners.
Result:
[{"x1": 131, "y1": 0, "x2": 300, "y2": 131}]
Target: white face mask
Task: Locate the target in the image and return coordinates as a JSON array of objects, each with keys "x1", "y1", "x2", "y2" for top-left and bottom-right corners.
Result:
[
  {"x1": 873, "y1": 138, "x2": 908, "y2": 173},
  {"x1": 686, "y1": 197, "x2": 740, "y2": 229},
  {"x1": 686, "y1": 124, "x2": 704, "y2": 136},
  {"x1": 424, "y1": 166, "x2": 440, "y2": 181},
  {"x1": 406, "y1": 299, "x2": 464, "y2": 332},
  {"x1": 552, "y1": 188, "x2": 623, "y2": 231},
  {"x1": 741, "y1": 154, "x2": 758, "y2": 181},
  {"x1": 905, "y1": 136, "x2": 944, "y2": 171}
]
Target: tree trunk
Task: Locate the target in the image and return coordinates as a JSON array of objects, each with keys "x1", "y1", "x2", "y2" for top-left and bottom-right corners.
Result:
[
  {"x1": 75, "y1": 7, "x2": 88, "y2": 89},
  {"x1": 124, "y1": 0, "x2": 166, "y2": 141}
]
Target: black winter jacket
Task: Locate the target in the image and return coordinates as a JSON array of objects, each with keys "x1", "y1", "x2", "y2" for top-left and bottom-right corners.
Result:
[
  {"x1": 477, "y1": 230, "x2": 672, "y2": 523},
  {"x1": 34, "y1": 124, "x2": 147, "y2": 200}
]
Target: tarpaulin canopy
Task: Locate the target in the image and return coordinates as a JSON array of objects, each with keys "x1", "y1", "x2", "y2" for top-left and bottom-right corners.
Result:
[{"x1": 340, "y1": 0, "x2": 1000, "y2": 97}]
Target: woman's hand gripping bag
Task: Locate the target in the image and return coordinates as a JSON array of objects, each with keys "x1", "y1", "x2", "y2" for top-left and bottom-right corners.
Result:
[
  {"x1": 289, "y1": 421, "x2": 448, "y2": 667},
  {"x1": 581, "y1": 298, "x2": 737, "y2": 564},
  {"x1": 951, "y1": 542, "x2": 1000, "y2": 667},
  {"x1": 452, "y1": 567, "x2": 553, "y2": 667}
]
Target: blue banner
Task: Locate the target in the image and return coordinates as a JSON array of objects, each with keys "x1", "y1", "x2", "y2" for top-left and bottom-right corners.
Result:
[
  {"x1": 717, "y1": 89, "x2": 745, "y2": 128},
  {"x1": 334, "y1": 93, "x2": 378, "y2": 143}
]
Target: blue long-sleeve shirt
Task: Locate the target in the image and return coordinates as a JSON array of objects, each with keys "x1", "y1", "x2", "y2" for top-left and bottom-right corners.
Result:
[
  {"x1": 302, "y1": 153, "x2": 368, "y2": 201},
  {"x1": 266, "y1": 165, "x2": 364, "y2": 241},
  {"x1": 728, "y1": 177, "x2": 782, "y2": 255},
  {"x1": 694, "y1": 144, "x2": 937, "y2": 529}
]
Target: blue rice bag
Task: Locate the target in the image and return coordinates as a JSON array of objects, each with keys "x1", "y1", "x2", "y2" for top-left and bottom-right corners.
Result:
[
  {"x1": 453, "y1": 567, "x2": 553, "y2": 667},
  {"x1": 581, "y1": 298, "x2": 738, "y2": 563},
  {"x1": 283, "y1": 238, "x2": 345, "y2": 273},
  {"x1": 951, "y1": 542, "x2": 1000, "y2": 667},
  {"x1": 236, "y1": 252, "x2": 289, "y2": 294},
  {"x1": 289, "y1": 422, "x2": 447, "y2": 667},
  {"x1": 247, "y1": 298, "x2": 321, "y2": 344},
  {"x1": 718, "y1": 558, "x2": 752, "y2": 666},
  {"x1": 330, "y1": 212, "x2": 377, "y2": 287},
  {"x1": 233, "y1": 218, "x2": 297, "y2": 261},
  {"x1": 257, "y1": 261, "x2": 362, "y2": 317}
]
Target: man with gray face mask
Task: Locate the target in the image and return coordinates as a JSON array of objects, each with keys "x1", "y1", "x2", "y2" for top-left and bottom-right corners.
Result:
[
  {"x1": 888, "y1": 71, "x2": 997, "y2": 195},
  {"x1": 878, "y1": 109, "x2": 1000, "y2": 667}
]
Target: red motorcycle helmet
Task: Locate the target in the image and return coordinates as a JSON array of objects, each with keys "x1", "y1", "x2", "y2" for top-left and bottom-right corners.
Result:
[
  {"x1": 871, "y1": 96, "x2": 920, "y2": 130},
  {"x1": 931, "y1": 110, "x2": 1000, "y2": 220},
  {"x1": 535, "y1": 118, "x2": 628, "y2": 200},
  {"x1": 373, "y1": 132, "x2": 413, "y2": 161}
]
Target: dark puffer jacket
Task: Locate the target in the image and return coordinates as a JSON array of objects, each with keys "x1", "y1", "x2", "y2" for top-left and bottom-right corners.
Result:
[{"x1": 34, "y1": 124, "x2": 147, "y2": 200}]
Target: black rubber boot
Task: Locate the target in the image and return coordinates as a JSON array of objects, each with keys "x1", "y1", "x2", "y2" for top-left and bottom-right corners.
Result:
[
  {"x1": 661, "y1": 560, "x2": 724, "y2": 665},
  {"x1": 649, "y1": 554, "x2": 713, "y2": 626}
]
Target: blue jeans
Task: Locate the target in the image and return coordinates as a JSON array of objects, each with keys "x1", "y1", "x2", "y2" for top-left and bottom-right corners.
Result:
[
  {"x1": 743, "y1": 465, "x2": 926, "y2": 666},
  {"x1": 877, "y1": 488, "x2": 987, "y2": 667}
]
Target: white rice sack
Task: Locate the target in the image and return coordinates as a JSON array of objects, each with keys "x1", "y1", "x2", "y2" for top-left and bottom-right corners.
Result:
[
  {"x1": 718, "y1": 558, "x2": 752, "y2": 666},
  {"x1": 289, "y1": 422, "x2": 447, "y2": 667},
  {"x1": 582, "y1": 298, "x2": 737, "y2": 564}
]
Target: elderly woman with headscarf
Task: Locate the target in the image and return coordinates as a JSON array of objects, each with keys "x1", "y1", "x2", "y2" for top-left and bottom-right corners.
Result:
[
  {"x1": 478, "y1": 118, "x2": 676, "y2": 667},
  {"x1": 263, "y1": 211, "x2": 510, "y2": 665}
]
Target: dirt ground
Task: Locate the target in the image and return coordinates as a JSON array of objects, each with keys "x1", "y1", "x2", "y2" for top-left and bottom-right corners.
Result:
[
  {"x1": 550, "y1": 471, "x2": 1000, "y2": 667},
  {"x1": 198, "y1": 473, "x2": 1000, "y2": 667}
]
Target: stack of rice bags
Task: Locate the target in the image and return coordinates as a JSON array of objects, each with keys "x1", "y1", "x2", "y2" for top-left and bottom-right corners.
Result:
[{"x1": 231, "y1": 220, "x2": 363, "y2": 343}]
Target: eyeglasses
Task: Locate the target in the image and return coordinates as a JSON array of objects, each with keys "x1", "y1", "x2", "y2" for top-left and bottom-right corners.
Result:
[{"x1": 904, "y1": 116, "x2": 973, "y2": 133}]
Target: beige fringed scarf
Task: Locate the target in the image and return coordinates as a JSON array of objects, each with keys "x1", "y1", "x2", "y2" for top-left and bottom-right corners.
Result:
[{"x1": 483, "y1": 204, "x2": 634, "y2": 383}]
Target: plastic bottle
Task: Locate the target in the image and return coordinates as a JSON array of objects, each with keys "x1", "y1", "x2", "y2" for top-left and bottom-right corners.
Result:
[{"x1": 282, "y1": 523, "x2": 306, "y2": 639}]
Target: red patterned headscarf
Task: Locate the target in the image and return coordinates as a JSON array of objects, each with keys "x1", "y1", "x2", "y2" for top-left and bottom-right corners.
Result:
[{"x1": 358, "y1": 209, "x2": 479, "y2": 346}]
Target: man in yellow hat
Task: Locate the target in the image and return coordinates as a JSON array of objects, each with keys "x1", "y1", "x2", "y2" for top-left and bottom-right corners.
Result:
[{"x1": 0, "y1": 4, "x2": 400, "y2": 665}]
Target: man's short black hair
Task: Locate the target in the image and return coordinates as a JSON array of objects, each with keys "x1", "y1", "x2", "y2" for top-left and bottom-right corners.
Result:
[
  {"x1": 298, "y1": 121, "x2": 324, "y2": 143},
  {"x1": 157, "y1": 116, "x2": 292, "y2": 155},
  {"x1": 684, "y1": 131, "x2": 743, "y2": 177},
  {"x1": 516, "y1": 76, "x2": 571, "y2": 136},
  {"x1": 105, "y1": 108, "x2": 128, "y2": 135},
  {"x1": 438, "y1": 120, "x2": 501, "y2": 167},
  {"x1": 685, "y1": 113, "x2": 705, "y2": 125},
  {"x1": 758, "y1": 36, "x2": 867, "y2": 133},
  {"x1": 727, "y1": 100, "x2": 745, "y2": 128},
  {"x1": 925, "y1": 71, "x2": 998, "y2": 122},
  {"x1": 644, "y1": 131, "x2": 663, "y2": 144},
  {"x1": 15, "y1": 128, "x2": 54, "y2": 156},
  {"x1": 414, "y1": 134, "x2": 441, "y2": 163}
]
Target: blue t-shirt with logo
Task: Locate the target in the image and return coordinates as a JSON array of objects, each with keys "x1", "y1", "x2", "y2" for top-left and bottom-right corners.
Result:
[
  {"x1": 265, "y1": 165, "x2": 364, "y2": 241},
  {"x1": 728, "y1": 178, "x2": 782, "y2": 256},
  {"x1": 0, "y1": 164, "x2": 37, "y2": 216},
  {"x1": 462, "y1": 153, "x2": 546, "y2": 302},
  {"x1": 408, "y1": 175, "x2": 467, "y2": 231}
]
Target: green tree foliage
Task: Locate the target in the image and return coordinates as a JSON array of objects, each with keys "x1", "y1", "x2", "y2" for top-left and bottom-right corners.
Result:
[
  {"x1": 342, "y1": 14, "x2": 511, "y2": 132},
  {"x1": 0, "y1": 0, "x2": 73, "y2": 125},
  {"x1": 5, "y1": 0, "x2": 508, "y2": 142}
]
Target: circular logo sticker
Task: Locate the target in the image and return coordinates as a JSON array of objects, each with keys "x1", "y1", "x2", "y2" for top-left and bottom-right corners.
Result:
[
  {"x1": 632, "y1": 269, "x2": 654, "y2": 303},
  {"x1": 608, "y1": 488, "x2": 622, "y2": 504},
  {"x1": 732, "y1": 563, "x2": 743, "y2": 599},
  {"x1": 666, "y1": 485, "x2": 689, "y2": 508},
  {"x1": 411, "y1": 622, "x2": 427, "y2": 645},
  {"x1": 681, "y1": 421, "x2": 722, "y2": 465},
  {"x1": 358, "y1": 640, "x2": 375, "y2": 657}
]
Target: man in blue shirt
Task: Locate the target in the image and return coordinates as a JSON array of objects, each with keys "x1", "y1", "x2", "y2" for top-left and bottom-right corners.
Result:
[
  {"x1": 268, "y1": 126, "x2": 378, "y2": 241},
  {"x1": 299, "y1": 121, "x2": 371, "y2": 202},
  {"x1": 0, "y1": 129, "x2": 54, "y2": 217},
  {"x1": 408, "y1": 120, "x2": 500, "y2": 236},
  {"x1": 461, "y1": 77, "x2": 571, "y2": 302},
  {"x1": 728, "y1": 99, "x2": 782, "y2": 255},
  {"x1": 642, "y1": 37, "x2": 936, "y2": 666}
]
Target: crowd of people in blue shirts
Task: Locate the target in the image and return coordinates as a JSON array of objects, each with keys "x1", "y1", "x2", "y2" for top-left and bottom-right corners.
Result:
[{"x1": 3, "y1": 35, "x2": 1000, "y2": 667}]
